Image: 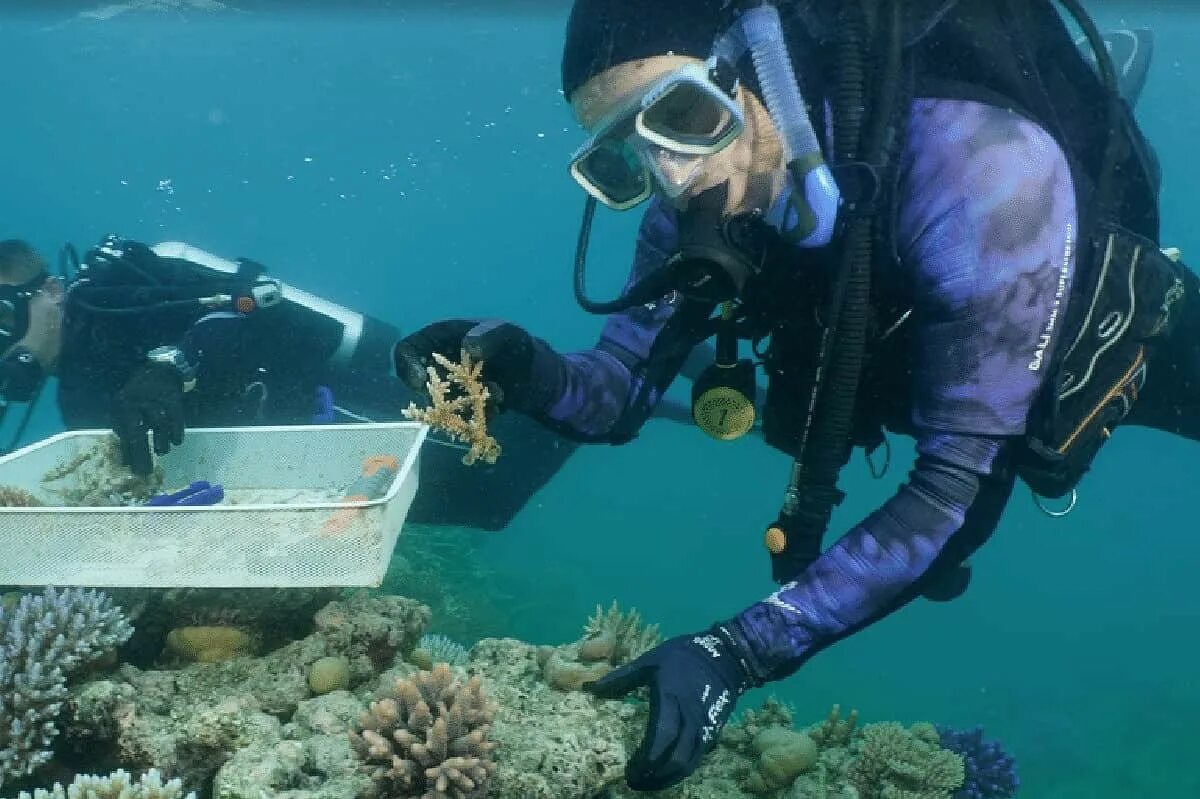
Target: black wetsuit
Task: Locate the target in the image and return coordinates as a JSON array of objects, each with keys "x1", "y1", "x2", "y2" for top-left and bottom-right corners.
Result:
[{"x1": 46, "y1": 237, "x2": 585, "y2": 530}]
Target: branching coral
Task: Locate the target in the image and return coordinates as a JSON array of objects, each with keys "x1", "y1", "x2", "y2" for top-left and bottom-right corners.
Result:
[
  {"x1": 0, "y1": 588, "x2": 133, "y2": 787},
  {"x1": 40, "y1": 437, "x2": 163, "y2": 506},
  {"x1": 402, "y1": 351, "x2": 500, "y2": 466},
  {"x1": 5, "y1": 768, "x2": 194, "y2": 799},
  {"x1": 350, "y1": 663, "x2": 497, "y2": 798},
  {"x1": 808, "y1": 704, "x2": 859, "y2": 749},
  {"x1": 935, "y1": 725, "x2": 1019, "y2": 799},
  {"x1": 539, "y1": 602, "x2": 662, "y2": 691},
  {"x1": 846, "y1": 722, "x2": 965, "y2": 799},
  {"x1": 0, "y1": 488, "x2": 41, "y2": 507},
  {"x1": 579, "y1": 602, "x2": 660, "y2": 665}
]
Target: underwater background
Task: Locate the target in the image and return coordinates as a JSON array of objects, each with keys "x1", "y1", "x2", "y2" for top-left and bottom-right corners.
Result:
[{"x1": 1, "y1": 1, "x2": 1197, "y2": 796}]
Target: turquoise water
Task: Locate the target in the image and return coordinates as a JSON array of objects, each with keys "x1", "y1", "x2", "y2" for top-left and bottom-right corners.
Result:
[{"x1": 4, "y1": 3, "x2": 1200, "y2": 796}]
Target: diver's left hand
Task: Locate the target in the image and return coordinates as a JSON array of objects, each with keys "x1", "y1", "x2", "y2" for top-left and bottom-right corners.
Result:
[
  {"x1": 113, "y1": 363, "x2": 186, "y2": 474},
  {"x1": 584, "y1": 626, "x2": 752, "y2": 791}
]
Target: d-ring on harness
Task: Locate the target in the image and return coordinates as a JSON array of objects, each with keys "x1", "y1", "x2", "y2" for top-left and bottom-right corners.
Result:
[{"x1": 1032, "y1": 488, "x2": 1078, "y2": 517}]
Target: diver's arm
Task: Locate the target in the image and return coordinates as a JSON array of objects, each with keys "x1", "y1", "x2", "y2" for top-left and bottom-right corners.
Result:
[
  {"x1": 729, "y1": 432, "x2": 1014, "y2": 681},
  {"x1": 526, "y1": 197, "x2": 711, "y2": 442},
  {"x1": 724, "y1": 96, "x2": 1079, "y2": 681}
]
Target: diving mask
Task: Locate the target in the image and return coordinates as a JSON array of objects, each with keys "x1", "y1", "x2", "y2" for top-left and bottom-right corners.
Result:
[
  {"x1": 0, "y1": 271, "x2": 49, "y2": 343},
  {"x1": 568, "y1": 58, "x2": 744, "y2": 210}
]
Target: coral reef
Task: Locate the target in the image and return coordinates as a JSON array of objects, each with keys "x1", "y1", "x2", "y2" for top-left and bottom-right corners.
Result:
[
  {"x1": 31, "y1": 588, "x2": 971, "y2": 799},
  {"x1": 0, "y1": 588, "x2": 132, "y2": 788},
  {"x1": 723, "y1": 697, "x2": 795, "y2": 754},
  {"x1": 350, "y1": 663, "x2": 497, "y2": 798},
  {"x1": 846, "y1": 722, "x2": 965, "y2": 799},
  {"x1": 39, "y1": 438, "x2": 163, "y2": 506},
  {"x1": 809, "y1": 704, "x2": 859, "y2": 749},
  {"x1": 402, "y1": 351, "x2": 500, "y2": 466},
  {"x1": 64, "y1": 594, "x2": 429, "y2": 791},
  {"x1": 0, "y1": 488, "x2": 41, "y2": 507},
  {"x1": 465, "y1": 638, "x2": 632, "y2": 798},
  {"x1": 538, "y1": 602, "x2": 661, "y2": 692},
  {"x1": 580, "y1": 602, "x2": 661, "y2": 664},
  {"x1": 5, "y1": 768, "x2": 194, "y2": 799},
  {"x1": 935, "y1": 725, "x2": 1019, "y2": 799},
  {"x1": 105, "y1": 587, "x2": 340, "y2": 667},
  {"x1": 314, "y1": 593, "x2": 431, "y2": 683},
  {"x1": 413, "y1": 634, "x2": 470, "y2": 669}
]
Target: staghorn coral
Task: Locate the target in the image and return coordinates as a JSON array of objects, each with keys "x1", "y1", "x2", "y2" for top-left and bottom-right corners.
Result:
[
  {"x1": 402, "y1": 351, "x2": 500, "y2": 466},
  {"x1": 846, "y1": 722, "x2": 965, "y2": 799},
  {"x1": 39, "y1": 437, "x2": 163, "y2": 506},
  {"x1": 0, "y1": 588, "x2": 133, "y2": 787},
  {"x1": 0, "y1": 488, "x2": 41, "y2": 507},
  {"x1": 5, "y1": 768, "x2": 194, "y2": 799},
  {"x1": 350, "y1": 663, "x2": 497, "y2": 799}
]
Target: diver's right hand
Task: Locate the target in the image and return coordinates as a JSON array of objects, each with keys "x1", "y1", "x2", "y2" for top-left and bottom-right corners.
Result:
[
  {"x1": 112, "y1": 363, "x2": 186, "y2": 475},
  {"x1": 393, "y1": 319, "x2": 548, "y2": 413}
]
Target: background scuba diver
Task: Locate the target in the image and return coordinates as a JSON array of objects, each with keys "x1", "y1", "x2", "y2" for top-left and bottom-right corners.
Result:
[
  {"x1": 0, "y1": 235, "x2": 719, "y2": 529},
  {"x1": 394, "y1": 0, "x2": 1189, "y2": 792}
]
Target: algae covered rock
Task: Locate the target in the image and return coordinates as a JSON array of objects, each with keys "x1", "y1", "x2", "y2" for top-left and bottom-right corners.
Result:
[
  {"x1": 314, "y1": 592, "x2": 430, "y2": 683},
  {"x1": 471, "y1": 638, "x2": 634, "y2": 798},
  {"x1": 213, "y1": 692, "x2": 370, "y2": 799}
]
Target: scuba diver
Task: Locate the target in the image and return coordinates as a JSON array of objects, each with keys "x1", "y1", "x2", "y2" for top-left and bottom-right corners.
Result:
[
  {"x1": 0, "y1": 236, "x2": 575, "y2": 527},
  {"x1": 0, "y1": 235, "x2": 716, "y2": 528},
  {"x1": 393, "y1": 0, "x2": 1188, "y2": 791}
]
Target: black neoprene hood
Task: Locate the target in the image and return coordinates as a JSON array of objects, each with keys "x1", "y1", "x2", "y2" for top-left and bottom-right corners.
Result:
[{"x1": 560, "y1": 0, "x2": 731, "y2": 99}]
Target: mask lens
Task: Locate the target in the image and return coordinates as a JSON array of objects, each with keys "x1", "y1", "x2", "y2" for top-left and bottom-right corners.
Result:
[
  {"x1": 573, "y1": 139, "x2": 650, "y2": 209},
  {"x1": 0, "y1": 300, "x2": 16, "y2": 340},
  {"x1": 639, "y1": 81, "x2": 738, "y2": 151}
]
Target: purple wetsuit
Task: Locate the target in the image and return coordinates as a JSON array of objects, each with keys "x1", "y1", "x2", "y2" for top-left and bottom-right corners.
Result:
[{"x1": 531, "y1": 98, "x2": 1079, "y2": 683}]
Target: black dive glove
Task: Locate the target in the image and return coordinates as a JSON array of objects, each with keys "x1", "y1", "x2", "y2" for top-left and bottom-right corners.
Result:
[
  {"x1": 584, "y1": 625, "x2": 753, "y2": 791},
  {"x1": 113, "y1": 363, "x2": 186, "y2": 474},
  {"x1": 393, "y1": 319, "x2": 557, "y2": 414}
]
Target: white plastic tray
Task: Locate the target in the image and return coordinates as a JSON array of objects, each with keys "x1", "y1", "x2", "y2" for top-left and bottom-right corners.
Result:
[{"x1": 0, "y1": 422, "x2": 427, "y2": 588}]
